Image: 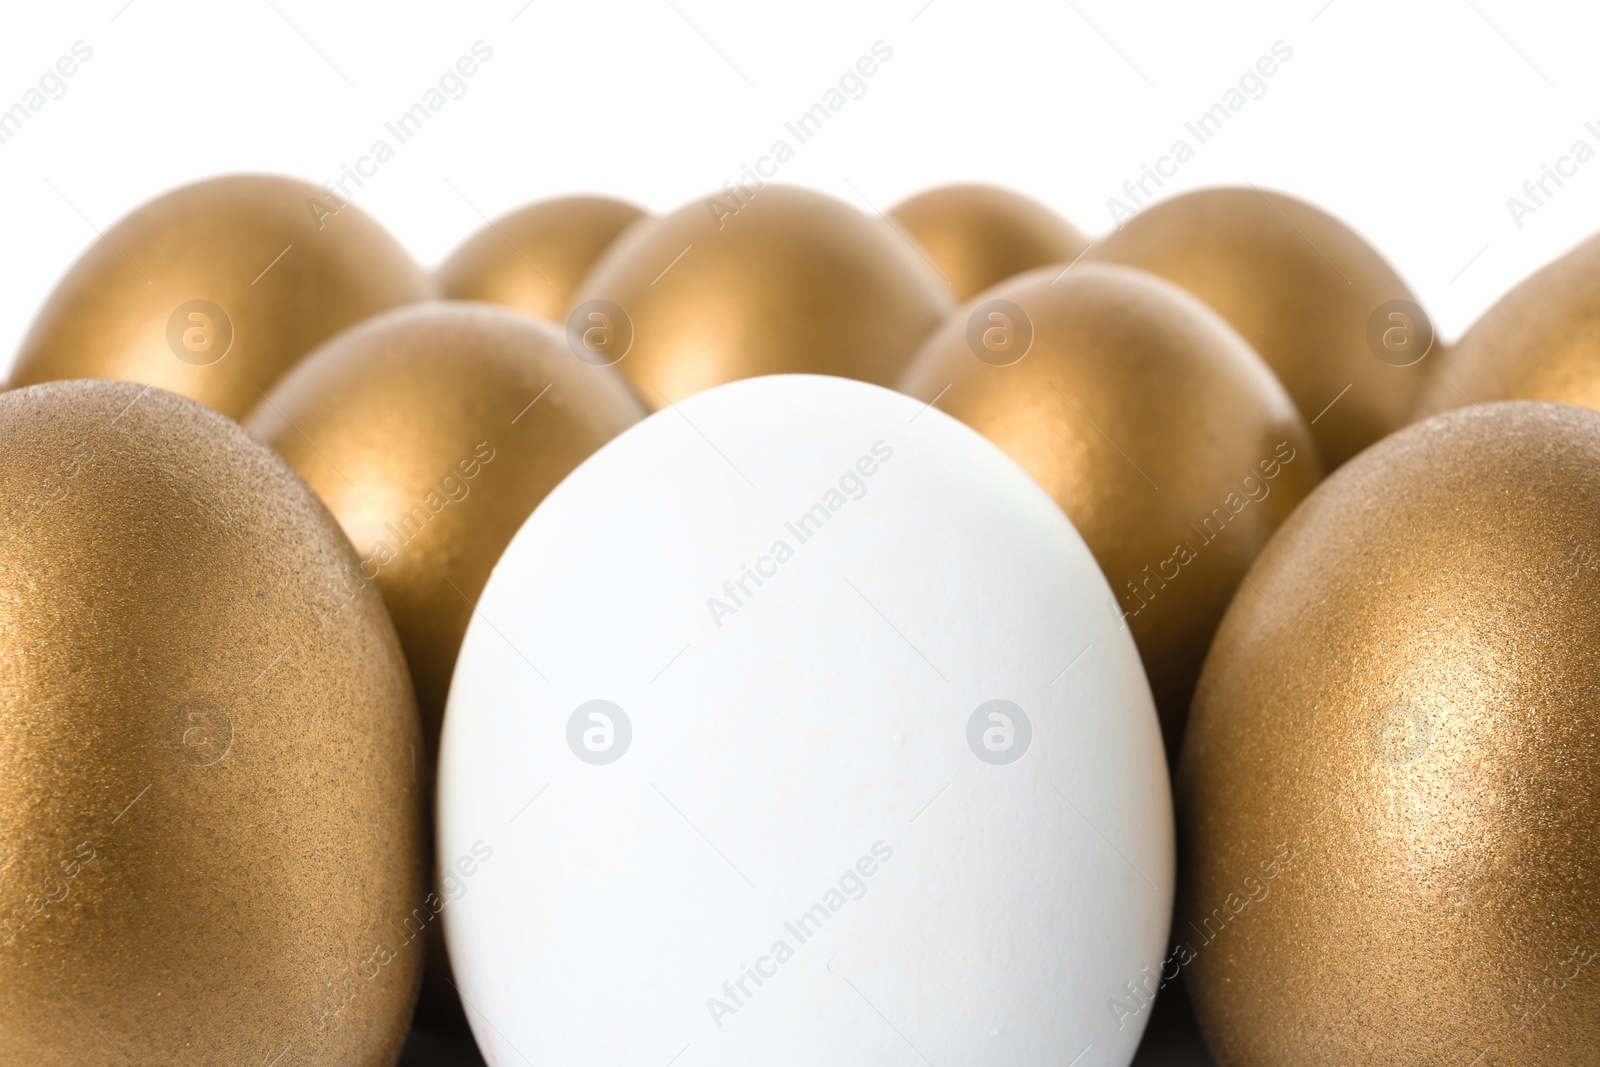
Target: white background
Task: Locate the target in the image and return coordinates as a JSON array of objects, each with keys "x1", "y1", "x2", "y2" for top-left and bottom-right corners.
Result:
[{"x1": 0, "y1": 0, "x2": 1596, "y2": 377}]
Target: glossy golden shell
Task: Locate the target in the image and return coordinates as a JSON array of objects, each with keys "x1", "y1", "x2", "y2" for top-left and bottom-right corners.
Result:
[
  {"x1": 1416, "y1": 233, "x2": 1600, "y2": 418},
  {"x1": 888, "y1": 182, "x2": 1090, "y2": 301},
  {"x1": 1090, "y1": 186, "x2": 1432, "y2": 467},
  {"x1": 435, "y1": 195, "x2": 646, "y2": 322},
  {"x1": 572, "y1": 183, "x2": 954, "y2": 409},
  {"x1": 246, "y1": 300, "x2": 646, "y2": 750},
  {"x1": 899, "y1": 263, "x2": 1321, "y2": 760},
  {"x1": 1180, "y1": 401, "x2": 1600, "y2": 1066},
  {"x1": 0, "y1": 380, "x2": 424, "y2": 1066},
  {"x1": 8, "y1": 174, "x2": 431, "y2": 420}
]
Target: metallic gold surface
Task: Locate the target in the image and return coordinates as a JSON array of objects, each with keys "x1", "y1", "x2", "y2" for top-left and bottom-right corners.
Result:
[
  {"x1": 435, "y1": 195, "x2": 646, "y2": 322},
  {"x1": 246, "y1": 301, "x2": 646, "y2": 752},
  {"x1": 0, "y1": 380, "x2": 425, "y2": 1066},
  {"x1": 1415, "y1": 233, "x2": 1600, "y2": 418},
  {"x1": 1089, "y1": 187, "x2": 1432, "y2": 467},
  {"x1": 1179, "y1": 401, "x2": 1600, "y2": 1067},
  {"x1": 249, "y1": 303, "x2": 644, "y2": 1027},
  {"x1": 888, "y1": 182, "x2": 1090, "y2": 301},
  {"x1": 572, "y1": 183, "x2": 954, "y2": 409},
  {"x1": 8, "y1": 174, "x2": 431, "y2": 420},
  {"x1": 899, "y1": 264, "x2": 1321, "y2": 761}
]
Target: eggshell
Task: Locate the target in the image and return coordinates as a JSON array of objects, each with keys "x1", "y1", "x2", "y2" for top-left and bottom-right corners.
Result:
[
  {"x1": 1415, "y1": 232, "x2": 1600, "y2": 419},
  {"x1": 1089, "y1": 187, "x2": 1433, "y2": 467},
  {"x1": 247, "y1": 300, "x2": 646, "y2": 752},
  {"x1": 1180, "y1": 401, "x2": 1600, "y2": 1065},
  {"x1": 8, "y1": 174, "x2": 430, "y2": 420},
  {"x1": 0, "y1": 380, "x2": 424, "y2": 1065},
  {"x1": 438, "y1": 374, "x2": 1173, "y2": 1066},
  {"x1": 570, "y1": 185, "x2": 954, "y2": 408},
  {"x1": 899, "y1": 263, "x2": 1322, "y2": 762},
  {"x1": 889, "y1": 182, "x2": 1090, "y2": 300},
  {"x1": 247, "y1": 300, "x2": 646, "y2": 1025},
  {"x1": 436, "y1": 195, "x2": 647, "y2": 321}
]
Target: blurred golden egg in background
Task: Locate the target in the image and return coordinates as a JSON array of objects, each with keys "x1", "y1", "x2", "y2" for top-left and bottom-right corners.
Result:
[
  {"x1": 899, "y1": 263, "x2": 1321, "y2": 760},
  {"x1": 1180, "y1": 401, "x2": 1600, "y2": 1066},
  {"x1": 0, "y1": 380, "x2": 425, "y2": 1066},
  {"x1": 571, "y1": 183, "x2": 954, "y2": 409},
  {"x1": 7, "y1": 175, "x2": 431, "y2": 421},
  {"x1": 888, "y1": 182, "x2": 1090, "y2": 301},
  {"x1": 435, "y1": 194, "x2": 647, "y2": 321},
  {"x1": 1090, "y1": 186, "x2": 1434, "y2": 468},
  {"x1": 1416, "y1": 232, "x2": 1600, "y2": 418}
]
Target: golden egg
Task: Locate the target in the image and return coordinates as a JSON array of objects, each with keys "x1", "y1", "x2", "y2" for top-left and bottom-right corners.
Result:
[
  {"x1": 571, "y1": 183, "x2": 954, "y2": 409},
  {"x1": 899, "y1": 263, "x2": 1321, "y2": 760},
  {"x1": 1178, "y1": 401, "x2": 1600, "y2": 1066},
  {"x1": 435, "y1": 195, "x2": 647, "y2": 321},
  {"x1": 246, "y1": 301, "x2": 646, "y2": 751},
  {"x1": 1416, "y1": 233, "x2": 1600, "y2": 418},
  {"x1": 888, "y1": 182, "x2": 1090, "y2": 301},
  {"x1": 9, "y1": 174, "x2": 431, "y2": 420},
  {"x1": 1089, "y1": 186, "x2": 1434, "y2": 467},
  {"x1": 248, "y1": 302, "x2": 643, "y2": 1026},
  {"x1": 0, "y1": 380, "x2": 423, "y2": 1065}
]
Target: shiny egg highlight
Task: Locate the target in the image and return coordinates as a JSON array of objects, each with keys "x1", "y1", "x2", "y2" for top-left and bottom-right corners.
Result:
[
  {"x1": 9, "y1": 174, "x2": 431, "y2": 421},
  {"x1": 1180, "y1": 401, "x2": 1600, "y2": 1066},
  {"x1": 570, "y1": 184, "x2": 954, "y2": 409}
]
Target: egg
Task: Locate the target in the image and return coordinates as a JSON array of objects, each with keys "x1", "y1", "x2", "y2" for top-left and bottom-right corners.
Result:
[
  {"x1": 438, "y1": 374, "x2": 1173, "y2": 1066},
  {"x1": 435, "y1": 195, "x2": 647, "y2": 321},
  {"x1": 888, "y1": 182, "x2": 1090, "y2": 300},
  {"x1": 1415, "y1": 232, "x2": 1600, "y2": 419},
  {"x1": 9, "y1": 174, "x2": 430, "y2": 420},
  {"x1": 1089, "y1": 187, "x2": 1434, "y2": 467},
  {"x1": 0, "y1": 380, "x2": 423, "y2": 1065},
  {"x1": 246, "y1": 300, "x2": 646, "y2": 752},
  {"x1": 570, "y1": 184, "x2": 954, "y2": 409},
  {"x1": 899, "y1": 264, "x2": 1321, "y2": 761},
  {"x1": 249, "y1": 300, "x2": 644, "y2": 1030},
  {"x1": 1179, "y1": 401, "x2": 1600, "y2": 1066}
]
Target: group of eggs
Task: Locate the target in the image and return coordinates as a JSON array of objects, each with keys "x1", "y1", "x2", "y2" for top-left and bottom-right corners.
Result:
[{"x1": 0, "y1": 172, "x2": 1596, "y2": 1067}]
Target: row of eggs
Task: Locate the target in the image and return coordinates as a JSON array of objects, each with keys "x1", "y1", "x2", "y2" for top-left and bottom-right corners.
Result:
[{"x1": 0, "y1": 175, "x2": 1595, "y2": 1066}]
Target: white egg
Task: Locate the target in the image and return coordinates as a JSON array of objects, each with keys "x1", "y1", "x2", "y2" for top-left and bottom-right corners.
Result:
[{"x1": 437, "y1": 374, "x2": 1173, "y2": 1066}]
